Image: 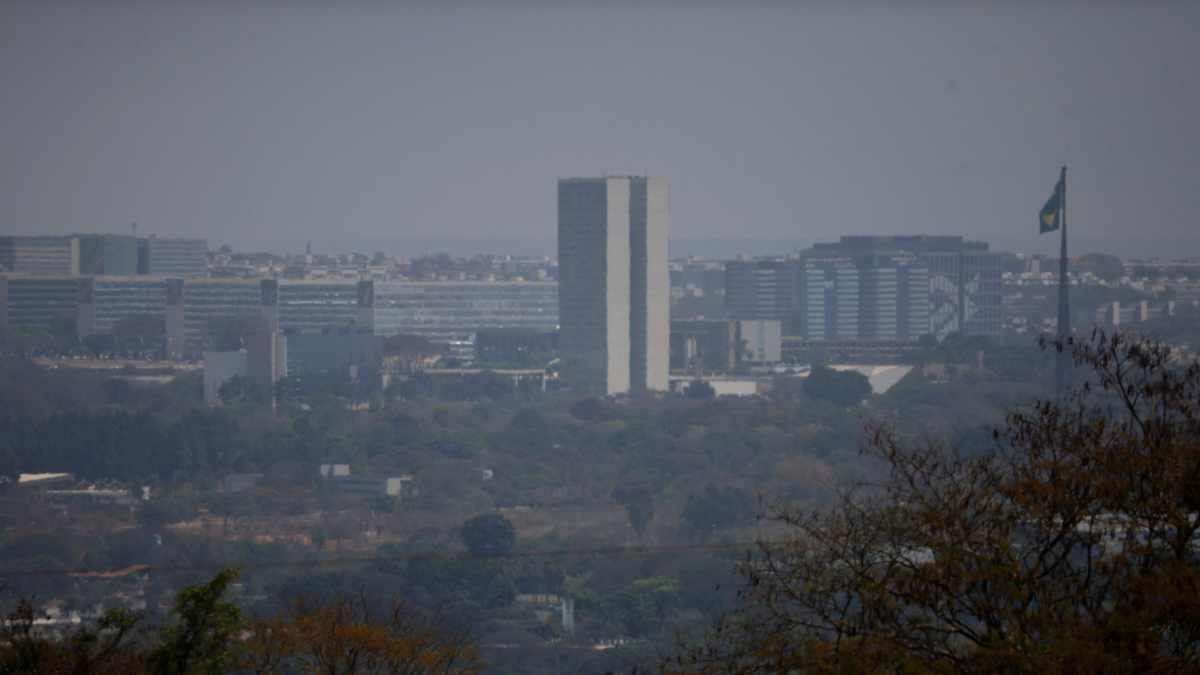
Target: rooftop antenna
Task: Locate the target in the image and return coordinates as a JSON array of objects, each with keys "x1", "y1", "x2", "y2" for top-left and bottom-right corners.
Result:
[{"x1": 131, "y1": 221, "x2": 138, "y2": 237}]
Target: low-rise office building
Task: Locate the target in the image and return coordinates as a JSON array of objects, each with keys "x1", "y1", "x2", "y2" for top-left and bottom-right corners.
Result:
[
  {"x1": 142, "y1": 237, "x2": 208, "y2": 277},
  {"x1": 0, "y1": 275, "x2": 79, "y2": 332},
  {"x1": 0, "y1": 236, "x2": 79, "y2": 276},
  {"x1": 374, "y1": 281, "x2": 558, "y2": 343},
  {"x1": 77, "y1": 235, "x2": 139, "y2": 276},
  {"x1": 4, "y1": 276, "x2": 559, "y2": 361}
]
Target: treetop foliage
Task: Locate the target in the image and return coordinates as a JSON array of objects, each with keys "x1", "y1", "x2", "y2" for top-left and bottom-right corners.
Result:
[{"x1": 668, "y1": 331, "x2": 1200, "y2": 673}]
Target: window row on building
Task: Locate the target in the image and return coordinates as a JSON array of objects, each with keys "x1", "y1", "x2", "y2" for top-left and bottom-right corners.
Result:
[
  {"x1": 0, "y1": 235, "x2": 207, "y2": 277},
  {"x1": 0, "y1": 275, "x2": 559, "y2": 357}
]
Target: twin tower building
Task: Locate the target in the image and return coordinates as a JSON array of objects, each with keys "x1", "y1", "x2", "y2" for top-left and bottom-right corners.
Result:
[{"x1": 558, "y1": 177, "x2": 669, "y2": 396}]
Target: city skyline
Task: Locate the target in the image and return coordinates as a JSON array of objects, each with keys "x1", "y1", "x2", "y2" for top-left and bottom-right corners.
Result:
[{"x1": 2, "y1": 2, "x2": 1198, "y2": 260}]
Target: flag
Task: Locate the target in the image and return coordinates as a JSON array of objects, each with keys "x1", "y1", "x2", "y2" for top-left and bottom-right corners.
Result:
[{"x1": 1039, "y1": 174, "x2": 1063, "y2": 234}]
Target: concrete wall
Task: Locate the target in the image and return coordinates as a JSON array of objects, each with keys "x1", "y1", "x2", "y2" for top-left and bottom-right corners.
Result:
[
  {"x1": 630, "y1": 177, "x2": 669, "y2": 392},
  {"x1": 604, "y1": 178, "x2": 631, "y2": 395}
]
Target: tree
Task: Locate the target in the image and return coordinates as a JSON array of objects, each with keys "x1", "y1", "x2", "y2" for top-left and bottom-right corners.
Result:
[
  {"x1": 612, "y1": 482, "x2": 656, "y2": 539},
  {"x1": 679, "y1": 483, "x2": 755, "y2": 539},
  {"x1": 146, "y1": 568, "x2": 243, "y2": 675},
  {"x1": 241, "y1": 594, "x2": 483, "y2": 674},
  {"x1": 670, "y1": 331, "x2": 1200, "y2": 673},
  {"x1": 460, "y1": 512, "x2": 516, "y2": 557},
  {"x1": 684, "y1": 380, "x2": 716, "y2": 399},
  {"x1": 0, "y1": 599, "x2": 143, "y2": 674},
  {"x1": 569, "y1": 396, "x2": 604, "y2": 421},
  {"x1": 802, "y1": 365, "x2": 870, "y2": 406}
]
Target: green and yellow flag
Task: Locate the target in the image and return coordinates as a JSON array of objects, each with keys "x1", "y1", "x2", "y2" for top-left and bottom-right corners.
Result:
[{"x1": 1039, "y1": 174, "x2": 1063, "y2": 234}]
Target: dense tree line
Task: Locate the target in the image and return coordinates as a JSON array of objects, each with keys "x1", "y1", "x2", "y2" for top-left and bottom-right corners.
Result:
[{"x1": 0, "y1": 409, "x2": 241, "y2": 483}]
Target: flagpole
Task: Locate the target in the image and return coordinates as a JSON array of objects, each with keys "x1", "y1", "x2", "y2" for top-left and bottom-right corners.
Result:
[{"x1": 1056, "y1": 165, "x2": 1070, "y2": 395}]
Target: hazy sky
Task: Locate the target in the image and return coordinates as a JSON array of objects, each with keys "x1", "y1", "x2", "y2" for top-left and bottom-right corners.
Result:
[{"x1": 2, "y1": 1, "x2": 1198, "y2": 257}]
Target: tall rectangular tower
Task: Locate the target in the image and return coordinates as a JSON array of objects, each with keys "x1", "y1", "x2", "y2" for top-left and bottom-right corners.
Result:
[
  {"x1": 558, "y1": 176, "x2": 668, "y2": 395},
  {"x1": 629, "y1": 177, "x2": 669, "y2": 392}
]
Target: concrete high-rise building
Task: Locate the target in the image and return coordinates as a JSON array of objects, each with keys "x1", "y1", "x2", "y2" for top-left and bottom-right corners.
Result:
[
  {"x1": 628, "y1": 177, "x2": 670, "y2": 392},
  {"x1": 558, "y1": 176, "x2": 668, "y2": 395}
]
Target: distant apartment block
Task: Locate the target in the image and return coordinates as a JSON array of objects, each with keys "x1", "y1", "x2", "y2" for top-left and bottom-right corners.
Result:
[{"x1": 558, "y1": 176, "x2": 668, "y2": 395}]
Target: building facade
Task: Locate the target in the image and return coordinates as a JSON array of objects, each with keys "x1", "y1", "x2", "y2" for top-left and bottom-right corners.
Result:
[
  {"x1": 77, "y1": 235, "x2": 139, "y2": 276},
  {"x1": 670, "y1": 319, "x2": 739, "y2": 373},
  {"x1": 558, "y1": 176, "x2": 668, "y2": 395},
  {"x1": 4, "y1": 274, "x2": 563, "y2": 362},
  {"x1": 83, "y1": 276, "x2": 170, "y2": 337},
  {"x1": 143, "y1": 237, "x2": 208, "y2": 277},
  {"x1": 724, "y1": 258, "x2": 801, "y2": 330},
  {"x1": 855, "y1": 254, "x2": 930, "y2": 341},
  {"x1": 0, "y1": 275, "x2": 79, "y2": 332},
  {"x1": 799, "y1": 256, "x2": 860, "y2": 341},
  {"x1": 0, "y1": 236, "x2": 79, "y2": 276},
  {"x1": 806, "y1": 236, "x2": 1002, "y2": 341},
  {"x1": 373, "y1": 281, "x2": 558, "y2": 343}
]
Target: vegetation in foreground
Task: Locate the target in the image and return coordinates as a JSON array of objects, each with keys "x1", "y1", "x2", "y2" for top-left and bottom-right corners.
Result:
[
  {"x1": 1, "y1": 569, "x2": 483, "y2": 675},
  {"x1": 668, "y1": 332, "x2": 1200, "y2": 673}
]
